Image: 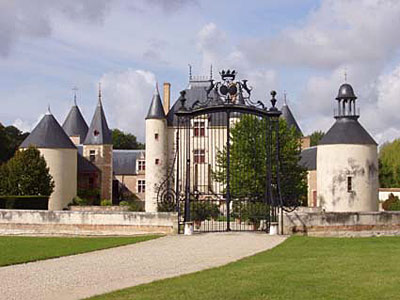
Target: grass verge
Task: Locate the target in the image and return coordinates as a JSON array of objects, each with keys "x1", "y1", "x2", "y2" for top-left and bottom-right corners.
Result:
[
  {"x1": 90, "y1": 236, "x2": 400, "y2": 300},
  {"x1": 0, "y1": 235, "x2": 161, "y2": 267}
]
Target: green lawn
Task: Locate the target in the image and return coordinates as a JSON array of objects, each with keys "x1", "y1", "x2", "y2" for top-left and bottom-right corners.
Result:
[
  {"x1": 0, "y1": 235, "x2": 160, "y2": 267},
  {"x1": 91, "y1": 236, "x2": 400, "y2": 300}
]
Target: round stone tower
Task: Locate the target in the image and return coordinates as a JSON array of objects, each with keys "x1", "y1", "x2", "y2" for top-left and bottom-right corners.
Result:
[
  {"x1": 145, "y1": 85, "x2": 168, "y2": 212},
  {"x1": 317, "y1": 82, "x2": 378, "y2": 212},
  {"x1": 20, "y1": 109, "x2": 77, "y2": 210}
]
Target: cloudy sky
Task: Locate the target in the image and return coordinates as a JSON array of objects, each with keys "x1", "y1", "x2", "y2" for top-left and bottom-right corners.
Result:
[{"x1": 1, "y1": 0, "x2": 400, "y2": 144}]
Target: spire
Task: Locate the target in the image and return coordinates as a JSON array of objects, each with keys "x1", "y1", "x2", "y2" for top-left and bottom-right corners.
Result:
[
  {"x1": 46, "y1": 104, "x2": 51, "y2": 115},
  {"x1": 98, "y1": 82, "x2": 102, "y2": 106},
  {"x1": 72, "y1": 86, "x2": 78, "y2": 106},
  {"x1": 281, "y1": 94, "x2": 303, "y2": 136},
  {"x1": 146, "y1": 84, "x2": 166, "y2": 120},
  {"x1": 21, "y1": 112, "x2": 76, "y2": 149},
  {"x1": 83, "y1": 87, "x2": 112, "y2": 145},
  {"x1": 210, "y1": 64, "x2": 213, "y2": 80}
]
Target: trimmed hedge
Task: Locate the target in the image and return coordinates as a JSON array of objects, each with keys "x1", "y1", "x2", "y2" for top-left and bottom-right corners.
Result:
[{"x1": 0, "y1": 196, "x2": 49, "y2": 210}]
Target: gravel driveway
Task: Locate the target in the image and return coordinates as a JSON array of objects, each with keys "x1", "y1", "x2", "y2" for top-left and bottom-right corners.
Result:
[{"x1": 0, "y1": 232, "x2": 286, "y2": 300}]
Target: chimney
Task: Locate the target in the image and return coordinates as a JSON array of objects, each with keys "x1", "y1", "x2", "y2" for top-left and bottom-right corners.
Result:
[{"x1": 163, "y1": 82, "x2": 171, "y2": 115}]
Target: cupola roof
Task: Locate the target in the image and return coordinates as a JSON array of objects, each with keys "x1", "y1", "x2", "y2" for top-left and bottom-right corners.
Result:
[
  {"x1": 336, "y1": 83, "x2": 357, "y2": 100},
  {"x1": 20, "y1": 111, "x2": 76, "y2": 149},
  {"x1": 146, "y1": 84, "x2": 166, "y2": 120},
  {"x1": 319, "y1": 117, "x2": 376, "y2": 145}
]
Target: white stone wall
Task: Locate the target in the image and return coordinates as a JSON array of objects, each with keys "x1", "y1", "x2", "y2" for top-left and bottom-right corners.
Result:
[
  {"x1": 317, "y1": 144, "x2": 378, "y2": 212},
  {"x1": 0, "y1": 210, "x2": 178, "y2": 235},
  {"x1": 145, "y1": 119, "x2": 168, "y2": 212},
  {"x1": 39, "y1": 148, "x2": 77, "y2": 210}
]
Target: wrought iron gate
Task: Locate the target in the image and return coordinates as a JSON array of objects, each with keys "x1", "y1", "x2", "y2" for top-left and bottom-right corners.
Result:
[{"x1": 157, "y1": 70, "x2": 284, "y2": 233}]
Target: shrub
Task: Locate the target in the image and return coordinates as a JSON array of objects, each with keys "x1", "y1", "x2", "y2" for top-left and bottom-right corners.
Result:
[
  {"x1": 128, "y1": 200, "x2": 145, "y2": 212},
  {"x1": 71, "y1": 196, "x2": 89, "y2": 206},
  {"x1": 190, "y1": 201, "x2": 220, "y2": 222},
  {"x1": 383, "y1": 193, "x2": 400, "y2": 211},
  {"x1": 0, "y1": 196, "x2": 48, "y2": 210},
  {"x1": 77, "y1": 188, "x2": 100, "y2": 205},
  {"x1": 100, "y1": 199, "x2": 112, "y2": 206},
  {"x1": 119, "y1": 201, "x2": 130, "y2": 206}
]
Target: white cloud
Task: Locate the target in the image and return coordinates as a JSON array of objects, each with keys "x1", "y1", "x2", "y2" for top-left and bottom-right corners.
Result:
[
  {"x1": 12, "y1": 114, "x2": 43, "y2": 133},
  {"x1": 0, "y1": 0, "x2": 111, "y2": 57},
  {"x1": 100, "y1": 69, "x2": 156, "y2": 142}
]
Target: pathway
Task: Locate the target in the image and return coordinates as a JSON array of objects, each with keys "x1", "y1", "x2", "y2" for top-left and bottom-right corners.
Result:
[{"x1": 0, "y1": 233, "x2": 286, "y2": 300}]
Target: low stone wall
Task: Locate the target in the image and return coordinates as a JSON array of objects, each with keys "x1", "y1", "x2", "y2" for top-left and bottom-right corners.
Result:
[
  {"x1": 282, "y1": 210, "x2": 400, "y2": 237},
  {"x1": 0, "y1": 210, "x2": 178, "y2": 236}
]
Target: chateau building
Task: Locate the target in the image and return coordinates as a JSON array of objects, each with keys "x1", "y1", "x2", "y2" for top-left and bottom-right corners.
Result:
[{"x1": 20, "y1": 74, "x2": 378, "y2": 212}]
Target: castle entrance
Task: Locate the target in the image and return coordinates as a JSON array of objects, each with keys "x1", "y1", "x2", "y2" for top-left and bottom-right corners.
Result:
[{"x1": 157, "y1": 70, "x2": 286, "y2": 233}]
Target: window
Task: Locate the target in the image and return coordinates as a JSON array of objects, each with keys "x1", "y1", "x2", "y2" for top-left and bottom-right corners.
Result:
[
  {"x1": 154, "y1": 133, "x2": 159, "y2": 140},
  {"x1": 347, "y1": 176, "x2": 353, "y2": 192},
  {"x1": 194, "y1": 121, "x2": 205, "y2": 137},
  {"x1": 155, "y1": 158, "x2": 160, "y2": 165},
  {"x1": 138, "y1": 160, "x2": 145, "y2": 171},
  {"x1": 194, "y1": 149, "x2": 205, "y2": 164},
  {"x1": 138, "y1": 180, "x2": 146, "y2": 193},
  {"x1": 89, "y1": 150, "x2": 96, "y2": 162}
]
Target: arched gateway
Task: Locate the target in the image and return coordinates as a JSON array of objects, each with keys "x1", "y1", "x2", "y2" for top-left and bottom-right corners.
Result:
[{"x1": 156, "y1": 70, "x2": 295, "y2": 233}]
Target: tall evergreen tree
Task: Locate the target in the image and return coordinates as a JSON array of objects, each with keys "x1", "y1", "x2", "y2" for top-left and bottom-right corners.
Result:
[
  {"x1": 0, "y1": 146, "x2": 54, "y2": 196},
  {"x1": 213, "y1": 116, "x2": 307, "y2": 207}
]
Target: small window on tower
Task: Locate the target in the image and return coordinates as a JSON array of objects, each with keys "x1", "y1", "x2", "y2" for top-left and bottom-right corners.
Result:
[
  {"x1": 155, "y1": 133, "x2": 159, "y2": 140},
  {"x1": 155, "y1": 158, "x2": 160, "y2": 165},
  {"x1": 89, "y1": 150, "x2": 96, "y2": 162},
  {"x1": 347, "y1": 176, "x2": 353, "y2": 192}
]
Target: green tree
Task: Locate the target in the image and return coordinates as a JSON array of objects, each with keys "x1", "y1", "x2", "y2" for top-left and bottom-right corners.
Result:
[
  {"x1": 310, "y1": 130, "x2": 325, "y2": 146},
  {"x1": 0, "y1": 123, "x2": 29, "y2": 163},
  {"x1": 379, "y1": 140, "x2": 400, "y2": 188},
  {"x1": 213, "y1": 116, "x2": 307, "y2": 207},
  {"x1": 112, "y1": 129, "x2": 144, "y2": 149},
  {"x1": 0, "y1": 146, "x2": 54, "y2": 196}
]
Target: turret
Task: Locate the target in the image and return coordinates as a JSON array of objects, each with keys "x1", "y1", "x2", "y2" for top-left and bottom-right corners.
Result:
[
  {"x1": 20, "y1": 108, "x2": 77, "y2": 210},
  {"x1": 62, "y1": 94, "x2": 88, "y2": 145},
  {"x1": 316, "y1": 82, "x2": 378, "y2": 212},
  {"x1": 83, "y1": 85, "x2": 113, "y2": 201},
  {"x1": 145, "y1": 84, "x2": 167, "y2": 212}
]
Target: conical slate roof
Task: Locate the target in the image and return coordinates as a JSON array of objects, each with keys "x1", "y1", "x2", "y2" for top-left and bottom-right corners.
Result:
[
  {"x1": 84, "y1": 98, "x2": 112, "y2": 145},
  {"x1": 62, "y1": 104, "x2": 88, "y2": 142},
  {"x1": 319, "y1": 117, "x2": 376, "y2": 145},
  {"x1": 20, "y1": 111, "x2": 76, "y2": 149},
  {"x1": 146, "y1": 85, "x2": 165, "y2": 120},
  {"x1": 281, "y1": 104, "x2": 303, "y2": 136}
]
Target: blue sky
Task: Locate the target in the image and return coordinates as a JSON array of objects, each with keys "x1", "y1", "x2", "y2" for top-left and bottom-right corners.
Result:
[{"x1": 1, "y1": 0, "x2": 400, "y2": 143}]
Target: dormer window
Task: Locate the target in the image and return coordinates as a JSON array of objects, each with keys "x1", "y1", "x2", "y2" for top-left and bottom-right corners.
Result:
[
  {"x1": 89, "y1": 150, "x2": 96, "y2": 162},
  {"x1": 137, "y1": 160, "x2": 145, "y2": 171},
  {"x1": 94, "y1": 130, "x2": 100, "y2": 136}
]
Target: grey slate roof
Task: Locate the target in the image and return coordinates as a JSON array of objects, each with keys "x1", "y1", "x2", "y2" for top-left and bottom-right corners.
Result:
[
  {"x1": 336, "y1": 83, "x2": 357, "y2": 100},
  {"x1": 167, "y1": 79, "x2": 227, "y2": 126},
  {"x1": 146, "y1": 86, "x2": 166, "y2": 120},
  {"x1": 299, "y1": 146, "x2": 317, "y2": 171},
  {"x1": 319, "y1": 117, "x2": 377, "y2": 145},
  {"x1": 281, "y1": 104, "x2": 303, "y2": 136},
  {"x1": 20, "y1": 113, "x2": 76, "y2": 149},
  {"x1": 84, "y1": 100, "x2": 112, "y2": 145},
  {"x1": 113, "y1": 149, "x2": 145, "y2": 175},
  {"x1": 62, "y1": 105, "x2": 88, "y2": 142}
]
